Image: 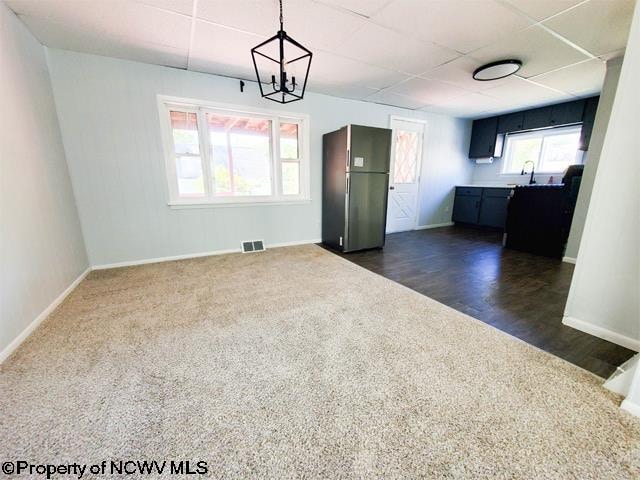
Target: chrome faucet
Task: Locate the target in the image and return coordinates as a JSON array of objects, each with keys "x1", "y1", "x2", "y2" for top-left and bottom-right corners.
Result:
[{"x1": 521, "y1": 160, "x2": 536, "y2": 185}]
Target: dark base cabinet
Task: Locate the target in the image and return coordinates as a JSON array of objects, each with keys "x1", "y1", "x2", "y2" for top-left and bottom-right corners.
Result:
[{"x1": 452, "y1": 187, "x2": 512, "y2": 229}]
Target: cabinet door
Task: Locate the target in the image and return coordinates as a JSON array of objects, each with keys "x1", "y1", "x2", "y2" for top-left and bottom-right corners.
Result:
[
  {"x1": 497, "y1": 112, "x2": 524, "y2": 133},
  {"x1": 523, "y1": 106, "x2": 553, "y2": 130},
  {"x1": 550, "y1": 100, "x2": 585, "y2": 126},
  {"x1": 452, "y1": 194, "x2": 481, "y2": 224},
  {"x1": 469, "y1": 117, "x2": 498, "y2": 158},
  {"x1": 579, "y1": 96, "x2": 599, "y2": 151},
  {"x1": 478, "y1": 195, "x2": 510, "y2": 228}
]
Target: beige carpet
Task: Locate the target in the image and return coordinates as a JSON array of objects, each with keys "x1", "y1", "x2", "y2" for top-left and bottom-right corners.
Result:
[{"x1": 1, "y1": 244, "x2": 639, "y2": 478}]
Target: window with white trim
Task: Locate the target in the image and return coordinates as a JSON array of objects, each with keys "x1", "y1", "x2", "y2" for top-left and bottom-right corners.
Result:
[
  {"x1": 501, "y1": 125, "x2": 582, "y2": 175},
  {"x1": 160, "y1": 98, "x2": 309, "y2": 206}
]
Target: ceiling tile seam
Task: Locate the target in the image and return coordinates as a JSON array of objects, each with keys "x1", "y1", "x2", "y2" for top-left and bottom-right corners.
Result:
[
  {"x1": 495, "y1": 0, "x2": 599, "y2": 60},
  {"x1": 130, "y1": 0, "x2": 192, "y2": 20},
  {"x1": 525, "y1": 58, "x2": 597, "y2": 80},
  {"x1": 194, "y1": 17, "x2": 268, "y2": 39},
  {"x1": 536, "y1": 22, "x2": 598, "y2": 60},
  {"x1": 514, "y1": 75, "x2": 573, "y2": 97},
  {"x1": 186, "y1": 0, "x2": 199, "y2": 70}
]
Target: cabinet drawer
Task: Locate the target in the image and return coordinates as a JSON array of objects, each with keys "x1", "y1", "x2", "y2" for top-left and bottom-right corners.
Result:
[
  {"x1": 482, "y1": 187, "x2": 512, "y2": 198},
  {"x1": 456, "y1": 186, "x2": 482, "y2": 197}
]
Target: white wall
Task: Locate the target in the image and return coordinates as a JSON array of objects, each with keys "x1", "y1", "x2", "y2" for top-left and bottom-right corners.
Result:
[
  {"x1": 471, "y1": 158, "x2": 561, "y2": 187},
  {"x1": 46, "y1": 49, "x2": 473, "y2": 267},
  {"x1": 564, "y1": 57, "x2": 623, "y2": 260},
  {"x1": 562, "y1": 2, "x2": 640, "y2": 352},
  {"x1": 0, "y1": 3, "x2": 88, "y2": 356}
]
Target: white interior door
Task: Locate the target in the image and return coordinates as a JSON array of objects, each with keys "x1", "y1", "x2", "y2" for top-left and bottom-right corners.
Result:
[{"x1": 386, "y1": 118, "x2": 425, "y2": 233}]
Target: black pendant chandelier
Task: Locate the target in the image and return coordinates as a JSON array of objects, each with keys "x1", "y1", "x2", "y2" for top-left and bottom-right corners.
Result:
[{"x1": 251, "y1": 0, "x2": 312, "y2": 104}]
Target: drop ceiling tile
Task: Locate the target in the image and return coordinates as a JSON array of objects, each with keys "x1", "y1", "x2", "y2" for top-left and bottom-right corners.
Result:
[
  {"x1": 315, "y1": 0, "x2": 392, "y2": 17},
  {"x1": 543, "y1": 0, "x2": 635, "y2": 56},
  {"x1": 428, "y1": 91, "x2": 519, "y2": 111},
  {"x1": 422, "y1": 103, "x2": 491, "y2": 119},
  {"x1": 311, "y1": 51, "x2": 407, "y2": 90},
  {"x1": 133, "y1": 0, "x2": 194, "y2": 16},
  {"x1": 7, "y1": 0, "x2": 192, "y2": 50},
  {"x1": 388, "y1": 77, "x2": 469, "y2": 104},
  {"x1": 197, "y1": 0, "x2": 366, "y2": 51},
  {"x1": 196, "y1": 0, "x2": 278, "y2": 36},
  {"x1": 372, "y1": 0, "x2": 533, "y2": 54},
  {"x1": 307, "y1": 81, "x2": 380, "y2": 100},
  {"x1": 18, "y1": 14, "x2": 188, "y2": 68},
  {"x1": 189, "y1": 20, "x2": 262, "y2": 77},
  {"x1": 470, "y1": 25, "x2": 589, "y2": 78},
  {"x1": 337, "y1": 22, "x2": 458, "y2": 75},
  {"x1": 503, "y1": 0, "x2": 583, "y2": 21},
  {"x1": 419, "y1": 56, "x2": 516, "y2": 92},
  {"x1": 530, "y1": 59, "x2": 605, "y2": 96},
  {"x1": 364, "y1": 90, "x2": 426, "y2": 109},
  {"x1": 482, "y1": 76, "x2": 572, "y2": 108}
]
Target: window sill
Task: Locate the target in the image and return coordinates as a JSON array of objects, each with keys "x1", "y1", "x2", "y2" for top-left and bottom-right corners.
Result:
[{"x1": 168, "y1": 199, "x2": 311, "y2": 209}]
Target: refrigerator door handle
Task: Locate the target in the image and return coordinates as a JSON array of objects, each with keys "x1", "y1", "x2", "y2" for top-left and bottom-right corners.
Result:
[{"x1": 346, "y1": 176, "x2": 350, "y2": 195}]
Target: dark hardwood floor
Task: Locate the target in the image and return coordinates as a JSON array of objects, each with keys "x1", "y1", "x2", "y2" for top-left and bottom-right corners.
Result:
[{"x1": 324, "y1": 225, "x2": 634, "y2": 378}]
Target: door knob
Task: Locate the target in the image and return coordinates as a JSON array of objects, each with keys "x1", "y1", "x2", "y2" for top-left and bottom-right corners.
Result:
[{"x1": 389, "y1": 186, "x2": 395, "y2": 190}]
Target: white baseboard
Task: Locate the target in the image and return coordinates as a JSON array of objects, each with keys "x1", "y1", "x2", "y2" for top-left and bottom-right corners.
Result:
[
  {"x1": 92, "y1": 239, "x2": 322, "y2": 270},
  {"x1": 0, "y1": 267, "x2": 91, "y2": 364},
  {"x1": 621, "y1": 398, "x2": 640, "y2": 417},
  {"x1": 414, "y1": 222, "x2": 455, "y2": 230},
  {"x1": 562, "y1": 256, "x2": 577, "y2": 264},
  {"x1": 563, "y1": 316, "x2": 640, "y2": 352}
]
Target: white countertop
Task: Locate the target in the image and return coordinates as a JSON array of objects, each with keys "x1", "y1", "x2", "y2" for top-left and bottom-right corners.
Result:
[{"x1": 456, "y1": 184, "x2": 518, "y2": 188}]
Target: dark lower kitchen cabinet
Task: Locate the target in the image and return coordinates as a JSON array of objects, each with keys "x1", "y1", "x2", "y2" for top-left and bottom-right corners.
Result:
[
  {"x1": 478, "y1": 188, "x2": 512, "y2": 228},
  {"x1": 452, "y1": 188, "x2": 481, "y2": 224},
  {"x1": 452, "y1": 186, "x2": 512, "y2": 229},
  {"x1": 468, "y1": 117, "x2": 499, "y2": 158}
]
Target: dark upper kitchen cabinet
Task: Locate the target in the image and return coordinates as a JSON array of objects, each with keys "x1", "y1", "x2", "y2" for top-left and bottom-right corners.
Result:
[
  {"x1": 550, "y1": 100, "x2": 585, "y2": 126},
  {"x1": 523, "y1": 106, "x2": 553, "y2": 130},
  {"x1": 497, "y1": 112, "x2": 524, "y2": 133},
  {"x1": 579, "y1": 96, "x2": 600, "y2": 151},
  {"x1": 469, "y1": 96, "x2": 599, "y2": 159},
  {"x1": 469, "y1": 117, "x2": 499, "y2": 158}
]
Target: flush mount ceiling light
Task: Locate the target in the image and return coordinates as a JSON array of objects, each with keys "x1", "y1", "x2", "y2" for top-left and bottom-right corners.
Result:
[
  {"x1": 473, "y1": 59, "x2": 522, "y2": 81},
  {"x1": 251, "y1": 0, "x2": 312, "y2": 104}
]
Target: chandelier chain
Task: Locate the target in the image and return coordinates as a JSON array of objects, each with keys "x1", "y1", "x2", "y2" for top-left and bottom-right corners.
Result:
[{"x1": 279, "y1": 0, "x2": 283, "y2": 31}]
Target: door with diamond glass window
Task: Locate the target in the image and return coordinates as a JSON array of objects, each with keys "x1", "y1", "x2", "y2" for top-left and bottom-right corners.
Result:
[{"x1": 386, "y1": 118, "x2": 425, "y2": 233}]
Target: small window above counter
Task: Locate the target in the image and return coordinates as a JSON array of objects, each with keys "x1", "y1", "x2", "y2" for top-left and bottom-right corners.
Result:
[{"x1": 468, "y1": 96, "x2": 599, "y2": 159}]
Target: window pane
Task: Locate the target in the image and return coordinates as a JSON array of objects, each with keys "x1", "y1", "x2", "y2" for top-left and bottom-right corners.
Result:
[
  {"x1": 170, "y1": 111, "x2": 199, "y2": 155},
  {"x1": 280, "y1": 123, "x2": 299, "y2": 159},
  {"x1": 176, "y1": 156, "x2": 204, "y2": 197},
  {"x1": 539, "y1": 132, "x2": 580, "y2": 172},
  {"x1": 505, "y1": 136, "x2": 542, "y2": 173},
  {"x1": 282, "y1": 162, "x2": 300, "y2": 195},
  {"x1": 207, "y1": 113, "x2": 272, "y2": 197},
  {"x1": 393, "y1": 130, "x2": 420, "y2": 183}
]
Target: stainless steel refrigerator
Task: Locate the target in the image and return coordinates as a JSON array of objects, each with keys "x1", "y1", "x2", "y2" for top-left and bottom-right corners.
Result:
[{"x1": 322, "y1": 124, "x2": 392, "y2": 252}]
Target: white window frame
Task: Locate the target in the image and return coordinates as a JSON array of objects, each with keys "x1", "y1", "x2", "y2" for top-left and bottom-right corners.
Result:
[
  {"x1": 157, "y1": 95, "x2": 311, "y2": 208},
  {"x1": 500, "y1": 125, "x2": 582, "y2": 175}
]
